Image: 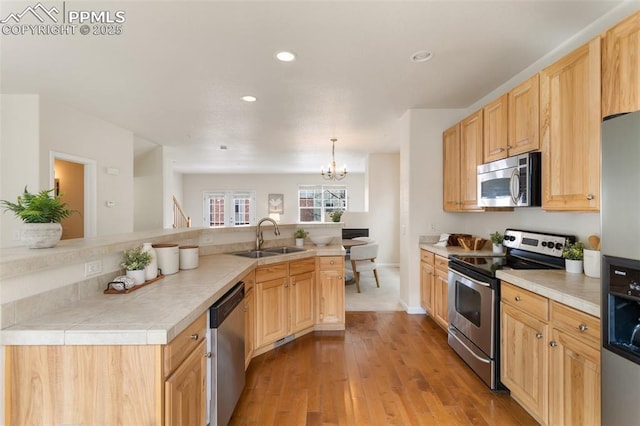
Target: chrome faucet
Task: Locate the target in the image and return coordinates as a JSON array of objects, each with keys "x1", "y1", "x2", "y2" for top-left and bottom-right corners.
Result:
[{"x1": 255, "y1": 217, "x2": 280, "y2": 251}]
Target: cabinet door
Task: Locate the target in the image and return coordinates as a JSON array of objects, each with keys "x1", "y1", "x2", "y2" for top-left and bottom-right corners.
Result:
[
  {"x1": 483, "y1": 94, "x2": 509, "y2": 162},
  {"x1": 290, "y1": 271, "x2": 315, "y2": 333},
  {"x1": 548, "y1": 329, "x2": 601, "y2": 426},
  {"x1": 317, "y1": 269, "x2": 344, "y2": 325},
  {"x1": 433, "y1": 269, "x2": 449, "y2": 330},
  {"x1": 443, "y1": 123, "x2": 461, "y2": 211},
  {"x1": 459, "y1": 109, "x2": 484, "y2": 211},
  {"x1": 244, "y1": 287, "x2": 255, "y2": 369},
  {"x1": 540, "y1": 37, "x2": 601, "y2": 211},
  {"x1": 501, "y1": 302, "x2": 549, "y2": 425},
  {"x1": 508, "y1": 74, "x2": 539, "y2": 155},
  {"x1": 420, "y1": 261, "x2": 434, "y2": 313},
  {"x1": 602, "y1": 9, "x2": 640, "y2": 118},
  {"x1": 165, "y1": 340, "x2": 206, "y2": 426},
  {"x1": 256, "y1": 277, "x2": 288, "y2": 348}
]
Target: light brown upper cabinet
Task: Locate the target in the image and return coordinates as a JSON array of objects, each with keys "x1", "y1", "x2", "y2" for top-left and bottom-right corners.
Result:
[
  {"x1": 459, "y1": 109, "x2": 485, "y2": 211},
  {"x1": 483, "y1": 94, "x2": 509, "y2": 162},
  {"x1": 508, "y1": 74, "x2": 540, "y2": 156},
  {"x1": 443, "y1": 123, "x2": 461, "y2": 211},
  {"x1": 602, "y1": 9, "x2": 640, "y2": 118},
  {"x1": 443, "y1": 114, "x2": 484, "y2": 212},
  {"x1": 540, "y1": 37, "x2": 601, "y2": 211}
]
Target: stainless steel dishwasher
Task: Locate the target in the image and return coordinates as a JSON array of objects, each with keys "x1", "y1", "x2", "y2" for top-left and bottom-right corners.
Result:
[{"x1": 208, "y1": 281, "x2": 245, "y2": 426}]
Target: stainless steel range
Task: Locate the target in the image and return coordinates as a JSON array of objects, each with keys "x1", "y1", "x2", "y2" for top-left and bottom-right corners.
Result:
[{"x1": 447, "y1": 229, "x2": 575, "y2": 390}]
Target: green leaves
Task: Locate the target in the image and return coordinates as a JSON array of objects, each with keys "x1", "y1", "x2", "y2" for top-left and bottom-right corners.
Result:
[{"x1": 0, "y1": 186, "x2": 75, "y2": 223}]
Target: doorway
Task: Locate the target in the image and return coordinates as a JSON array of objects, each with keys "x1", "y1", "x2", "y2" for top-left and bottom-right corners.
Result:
[{"x1": 50, "y1": 152, "x2": 97, "y2": 239}]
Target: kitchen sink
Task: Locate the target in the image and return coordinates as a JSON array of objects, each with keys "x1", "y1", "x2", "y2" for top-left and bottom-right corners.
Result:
[
  {"x1": 263, "y1": 246, "x2": 307, "y2": 254},
  {"x1": 233, "y1": 250, "x2": 280, "y2": 258}
]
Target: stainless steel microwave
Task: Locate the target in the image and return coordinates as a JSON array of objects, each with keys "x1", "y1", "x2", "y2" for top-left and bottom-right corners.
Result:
[{"x1": 477, "y1": 152, "x2": 541, "y2": 207}]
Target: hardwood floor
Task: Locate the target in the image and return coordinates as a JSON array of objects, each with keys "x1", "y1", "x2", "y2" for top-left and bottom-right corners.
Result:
[{"x1": 231, "y1": 312, "x2": 538, "y2": 425}]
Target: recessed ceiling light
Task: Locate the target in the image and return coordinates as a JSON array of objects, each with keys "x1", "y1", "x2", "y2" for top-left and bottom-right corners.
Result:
[
  {"x1": 241, "y1": 95, "x2": 257, "y2": 102},
  {"x1": 411, "y1": 50, "x2": 433, "y2": 63},
  {"x1": 275, "y1": 51, "x2": 296, "y2": 62}
]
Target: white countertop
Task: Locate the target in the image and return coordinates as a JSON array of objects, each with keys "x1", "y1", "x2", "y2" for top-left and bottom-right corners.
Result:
[
  {"x1": 420, "y1": 243, "x2": 601, "y2": 318},
  {"x1": 1, "y1": 245, "x2": 344, "y2": 346}
]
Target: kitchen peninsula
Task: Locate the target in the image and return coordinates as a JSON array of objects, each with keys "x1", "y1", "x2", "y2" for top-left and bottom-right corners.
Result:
[{"x1": 1, "y1": 224, "x2": 344, "y2": 425}]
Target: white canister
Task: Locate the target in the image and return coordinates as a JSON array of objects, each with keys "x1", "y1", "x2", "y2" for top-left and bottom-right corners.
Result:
[
  {"x1": 179, "y1": 245, "x2": 199, "y2": 270},
  {"x1": 583, "y1": 249, "x2": 601, "y2": 278},
  {"x1": 142, "y1": 242, "x2": 158, "y2": 281},
  {"x1": 152, "y1": 243, "x2": 179, "y2": 275}
]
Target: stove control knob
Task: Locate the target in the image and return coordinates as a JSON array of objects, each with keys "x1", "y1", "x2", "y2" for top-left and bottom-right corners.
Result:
[
  {"x1": 555, "y1": 242, "x2": 563, "y2": 250},
  {"x1": 541, "y1": 241, "x2": 548, "y2": 247}
]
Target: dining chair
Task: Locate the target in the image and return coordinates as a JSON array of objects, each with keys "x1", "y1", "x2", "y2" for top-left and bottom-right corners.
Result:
[{"x1": 346, "y1": 243, "x2": 380, "y2": 293}]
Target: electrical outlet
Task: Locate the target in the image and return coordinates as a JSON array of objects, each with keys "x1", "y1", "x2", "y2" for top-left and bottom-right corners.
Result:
[
  {"x1": 430, "y1": 223, "x2": 437, "y2": 231},
  {"x1": 84, "y1": 260, "x2": 102, "y2": 277}
]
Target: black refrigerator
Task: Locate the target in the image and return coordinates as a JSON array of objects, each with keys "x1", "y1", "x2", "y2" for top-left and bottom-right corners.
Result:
[{"x1": 601, "y1": 110, "x2": 640, "y2": 425}]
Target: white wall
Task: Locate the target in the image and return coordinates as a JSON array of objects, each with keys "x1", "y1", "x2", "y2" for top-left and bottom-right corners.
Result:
[
  {"x1": 0, "y1": 95, "x2": 41, "y2": 247},
  {"x1": 39, "y1": 98, "x2": 135, "y2": 237},
  {"x1": 343, "y1": 153, "x2": 400, "y2": 265},
  {"x1": 181, "y1": 172, "x2": 365, "y2": 227},
  {"x1": 134, "y1": 141, "x2": 164, "y2": 231},
  {"x1": 400, "y1": 109, "x2": 464, "y2": 311}
]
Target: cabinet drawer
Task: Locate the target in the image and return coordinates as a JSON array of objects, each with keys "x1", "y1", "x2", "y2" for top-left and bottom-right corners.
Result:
[
  {"x1": 255, "y1": 262, "x2": 288, "y2": 282},
  {"x1": 421, "y1": 250, "x2": 435, "y2": 265},
  {"x1": 501, "y1": 281, "x2": 549, "y2": 320},
  {"x1": 435, "y1": 255, "x2": 448, "y2": 273},
  {"x1": 318, "y1": 256, "x2": 344, "y2": 271},
  {"x1": 290, "y1": 257, "x2": 315, "y2": 275},
  {"x1": 551, "y1": 301, "x2": 600, "y2": 348},
  {"x1": 163, "y1": 313, "x2": 207, "y2": 377}
]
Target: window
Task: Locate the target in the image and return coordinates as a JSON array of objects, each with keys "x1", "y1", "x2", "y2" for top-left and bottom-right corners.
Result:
[
  {"x1": 298, "y1": 185, "x2": 347, "y2": 222},
  {"x1": 204, "y1": 191, "x2": 256, "y2": 227}
]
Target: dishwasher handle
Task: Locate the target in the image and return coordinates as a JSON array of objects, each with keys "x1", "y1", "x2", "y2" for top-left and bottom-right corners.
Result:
[{"x1": 209, "y1": 281, "x2": 245, "y2": 328}]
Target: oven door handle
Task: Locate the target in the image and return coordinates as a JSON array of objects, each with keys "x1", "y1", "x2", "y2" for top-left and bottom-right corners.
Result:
[
  {"x1": 448, "y1": 327, "x2": 491, "y2": 364},
  {"x1": 451, "y1": 270, "x2": 491, "y2": 287}
]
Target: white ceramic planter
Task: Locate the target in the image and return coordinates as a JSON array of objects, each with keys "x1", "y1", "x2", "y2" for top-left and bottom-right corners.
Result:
[
  {"x1": 492, "y1": 244, "x2": 503, "y2": 254},
  {"x1": 565, "y1": 259, "x2": 583, "y2": 274},
  {"x1": 126, "y1": 269, "x2": 146, "y2": 285},
  {"x1": 295, "y1": 238, "x2": 304, "y2": 247},
  {"x1": 21, "y1": 223, "x2": 62, "y2": 248}
]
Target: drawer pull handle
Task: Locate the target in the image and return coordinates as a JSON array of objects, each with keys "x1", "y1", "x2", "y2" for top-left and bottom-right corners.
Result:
[
  {"x1": 586, "y1": 194, "x2": 595, "y2": 200},
  {"x1": 205, "y1": 352, "x2": 212, "y2": 358},
  {"x1": 330, "y1": 261, "x2": 335, "y2": 265},
  {"x1": 578, "y1": 324, "x2": 588, "y2": 332},
  {"x1": 190, "y1": 333, "x2": 199, "y2": 340},
  {"x1": 549, "y1": 341, "x2": 558, "y2": 347},
  {"x1": 515, "y1": 296, "x2": 522, "y2": 302},
  {"x1": 535, "y1": 333, "x2": 543, "y2": 339}
]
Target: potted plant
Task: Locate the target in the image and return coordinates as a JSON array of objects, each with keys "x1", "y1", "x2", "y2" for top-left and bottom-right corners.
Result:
[
  {"x1": 120, "y1": 246, "x2": 152, "y2": 284},
  {"x1": 490, "y1": 231, "x2": 504, "y2": 254},
  {"x1": 0, "y1": 186, "x2": 75, "y2": 248},
  {"x1": 562, "y1": 241, "x2": 585, "y2": 274},
  {"x1": 329, "y1": 210, "x2": 344, "y2": 222},
  {"x1": 294, "y1": 228, "x2": 308, "y2": 247}
]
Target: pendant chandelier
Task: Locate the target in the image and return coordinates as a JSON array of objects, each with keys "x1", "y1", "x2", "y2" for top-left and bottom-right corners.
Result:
[{"x1": 321, "y1": 138, "x2": 347, "y2": 181}]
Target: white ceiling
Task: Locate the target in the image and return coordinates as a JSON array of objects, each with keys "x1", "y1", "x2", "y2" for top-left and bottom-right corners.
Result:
[{"x1": 0, "y1": 0, "x2": 627, "y2": 173}]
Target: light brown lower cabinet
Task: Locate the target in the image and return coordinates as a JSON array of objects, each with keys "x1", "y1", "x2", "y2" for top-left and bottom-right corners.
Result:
[
  {"x1": 243, "y1": 270, "x2": 256, "y2": 369},
  {"x1": 500, "y1": 281, "x2": 601, "y2": 426},
  {"x1": 432, "y1": 255, "x2": 449, "y2": 330},
  {"x1": 316, "y1": 256, "x2": 345, "y2": 327},
  {"x1": 5, "y1": 313, "x2": 208, "y2": 425},
  {"x1": 420, "y1": 249, "x2": 435, "y2": 314}
]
